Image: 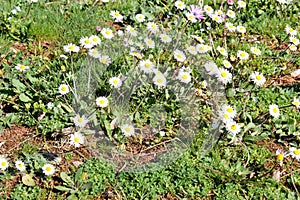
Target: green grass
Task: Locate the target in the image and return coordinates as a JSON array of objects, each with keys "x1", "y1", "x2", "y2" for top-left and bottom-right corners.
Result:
[{"x1": 1, "y1": 0, "x2": 300, "y2": 199}]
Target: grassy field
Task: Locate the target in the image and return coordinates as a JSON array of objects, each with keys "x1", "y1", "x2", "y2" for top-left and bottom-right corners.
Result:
[{"x1": 0, "y1": 0, "x2": 300, "y2": 199}]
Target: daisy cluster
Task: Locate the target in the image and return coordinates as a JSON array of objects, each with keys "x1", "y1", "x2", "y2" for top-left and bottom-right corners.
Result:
[{"x1": 276, "y1": 147, "x2": 300, "y2": 166}]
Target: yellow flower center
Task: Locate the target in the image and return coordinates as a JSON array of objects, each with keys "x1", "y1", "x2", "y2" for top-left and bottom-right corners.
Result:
[
  {"x1": 20, "y1": 65, "x2": 26, "y2": 70},
  {"x1": 84, "y1": 39, "x2": 90, "y2": 44},
  {"x1": 45, "y1": 166, "x2": 52, "y2": 172},
  {"x1": 277, "y1": 154, "x2": 284, "y2": 161},
  {"x1": 221, "y1": 72, "x2": 227, "y2": 77},
  {"x1": 125, "y1": 127, "x2": 131, "y2": 132},
  {"x1": 69, "y1": 46, "x2": 75, "y2": 50},
  {"x1": 256, "y1": 75, "x2": 262, "y2": 81},
  {"x1": 231, "y1": 125, "x2": 237, "y2": 130},
  {"x1": 145, "y1": 63, "x2": 151, "y2": 68},
  {"x1": 273, "y1": 108, "x2": 278, "y2": 113},
  {"x1": 182, "y1": 74, "x2": 189, "y2": 80},
  {"x1": 74, "y1": 137, "x2": 80, "y2": 143},
  {"x1": 294, "y1": 149, "x2": 300, "y2": 155},
  {"x1": 1, "y1": 162, "x2": 7, "y2": 167},
  {"x1": 77, "y1": 118, "x2": 83, "y2": 123},
  {"x1": 61, "y1": 86, "x2": 67, "y2": 92},
  {"x1": 18, "y1": 164, "x2": 23, "y2": 168},
  {"x1": 102, "y1": 58, "x2": 107, "y2": 63},
  {"x1": 105, "y1": 30, "x2": 111, "y2": 35},
  {"x1": 99, "y1": 99, "x2": 105, "y2": 105},
  {"x1": 113, "y1": 79, "x2": 119, "y2": 85},
  {"x1": 157, "y1": 78, "x2": 163, "y2": 83},
  {"x1": 226, "y1": 107, "x2": 233, "y2": 113}
]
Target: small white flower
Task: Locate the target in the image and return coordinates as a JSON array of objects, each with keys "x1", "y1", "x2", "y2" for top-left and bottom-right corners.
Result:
[
  {"x1": 144, "y1": 38, "x2": 155, "y2": 48},
  {"x1": 69, "y1": 132, "x2": 85, "y2": 147},
  {"x1": 218, "y1": 110, "x2": 234, "y2": 124},
  {"x1": 63, "y1": 43, "x2": 80, "y2": 53},
  {"x1": 73, "y1": 114, "x2": 88, "y2": 128},
  {"x1": 237, "y1": 50, "x2": 249, "y2": 60},
  {"x1": 178, "y1": 70, "x2": 192, "y2": 84},
  {"x1": 109, "y1": 77, "x2": 122, "y2": 88},
  {"x1": 290, "y1": 37, "x2": 300, "y2": 46},
  {"x1": 89, "y1": 35, "x2": 101, "y2": 46},
  {"x1": 88, "y1": 49, "x2": 101, "y2": 58},
  {"x1": 139, "y1": 59, "x2": 154, "y2": 73},
  {"x1": 99, "y1": 55, "x2": 112, "y2": 65},
  {"x1": 225, "y1": 22, "x2": 236, "y2": 32},
  {"x1": 197, "y1": 44, "x2": 211, "y2": 53},
  {"x1": 185, "y1": 13, "x2": 197, "y2": 23},
  {"x1": 237, "y1": 0, "x2": 247, "y2": 8},
  {"x1": 126, "y1": 25, "x2": 138, "y2": 36},
  {"x1": 47, "y1": 102, "x2": 54, "y2": 110},
  {"x1": 226, "y1": 121, "x2": 241, "y2": 135},
  {"x1": 236, "y1": 25, "x2": 246, "y2": 34},
  {"x1": 60, "y1": 54, "x2": 68, "y2": 60},
  {"x1": 159, "y1": 131, "x2": 166, "y2": 137},
  {"x1": 289, "y1": 44, "x2": 297, "y2": 51},
  {"x1": 101, "y1": 28, "x2": 114, "y2": 39},
  {"x1": 135, "y1": 14, "x2": 145, "y2": 22},
  {"x1": 292, "y1": 97, "x2": 300, "y2": 109},
  {"x1": 175, "y1": 1, "x2": 186, "y2": 10},
  {"x1": 147, "y1": 22, "x2": 159, "y2": 33},
  {"x1": 222, "y1": 105, "x2": 237, "y2": 118},
  {"x1": 80, "y1": 36, "x2": 93, "y2": 49},
  {"x1": 110, "y1": 10, "x2": 123, "y2": 22},
  {"x1": 285, "y1": 25, "x2": 297, "y2": 36},
  {"x1": 204, "y1": 5, "x2": 214, "y2": 14},
  {"x1": 153, "y1": 74, "x2": 167, "y2": 87},
  {"x1": 226, "y1": 10, "x2": 236, "y2": 18},
  {"x1": 217, "y1": 68, "x2": 232, "y2": 84},
  {"x1": 0, "y1": 157, "x2": 9, "y2": 171},
  {"x1": 223, "y1": 60, "x2": 232, "y2": 68},
  {"x1": 289, "y1": 147, "x2": 300, "y2": 160},
  {"x1": 15, "y1": 64, "x2": 30, "y2": 72},
  {"x1": 58, "y1": 84, "x2": 70, "y2": 95},
  {"x1": 96, "y1": 96, "x2": 109, "y2": 108},
  {"x1": 204, "y1": 61, "x2": 219, "y2": 75},
  {"x1": 211, "y1": 14, "x2": 223, "y2": 23},
  {"x1": 15, "y1": 160, "x2": 26, "y2": 171},
  {"x1": 186, "y1": 45, "x2": 198, "y2": 55},
  {"x1": 174, "y1": 49, "x2": 186, "y2": 62},
  {"x1": 250, "y1": 47, "x2": 261, "y2": 56},
  {"x1": 269, "y1": 104, "x2": 280, "y2": 118},
  {"x1": 160, "y1": 33, "x2": 172, "y2": 43},
  {"x1": 42, "y1": 164, "x2": 55, "y2": 176},
  {"x1": 217, "y1": 46, "x2": 228, "y2": 57},
  {"x1": 250, "y1": 72, "x2": 266, "y2": 86},
  {"x1": 120, "y1": 124, "x2": 135, "y2": 137}
]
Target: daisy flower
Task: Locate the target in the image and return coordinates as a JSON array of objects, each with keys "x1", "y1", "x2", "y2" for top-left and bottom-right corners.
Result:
[
  {"x1": 191, "y1": 35, "x2": 204, "y2": 43},
  {"x1": 236, "y1": 25, "x2": 246, "y2": 34},
  {"x1": 144, "y1": 38, "x2": 155, "y2": 48},
  {"x1": 237, "y1": 0, "x2": 247, "y2": 8},
  {"x1": 186, "y1": 45, "x2": 197, "y2": 55},
  {"x1": 110, "y1": 10, "x2": 123, "y2": 22},
  {"x1": 101, "y1": 28, "x2": 114, "y2": 39},
  {"x1": 15, "y1": 160, "x2": 26, "y2": 171},
  {"x1": 58, "y1": 84, "x2": 70, "y2": 95},
  {"x1": 96, "y1": 96, "x2": 109, "y2": 108},
  {"x1": 99, "y1": 55, "x2": 112, "y2": 65},
  {"x1": 269, "y1": 104, "x2": 280, "y2": 118},
  {"x1": 174, "y1": 49, "x2": 186, "y2": 62},
  {"x1": 237, "y1": 50, "x2": 249, "y2": 60},
  {"x1": 289, "y1": 147, "x2": 300, "y2": 160},
  {"x1": 217, "y1": 46, "x2": 228, "y2": 57},
  {"x1": 218, "y1": 110, "x2": 234, "y2": 123},
  {"x1": 147, "y1": 22, "x2": 159, "y2": 33},
  {"x1": 42, "y1": 164, "x2": 55, "y2": 176},
  {"x1": 153, "y1": 74, "x2": 167, "y2": 87},
  {"x1": 135, "y1": 14, "x2": 146, "y2": 22},
  {"x1": 185, "y1": 13, "x2": 197, "y2": 23},
  {"x1": 63, "y1": 43, "x2": 80, "y2": 53},
  {"x1": 211, "y1": 14, "x2": 223, "y2": 23},
  {"x1": 139, "y1": 59, "x2": 154, "y2": 73},
  {"x1": 276, "y1": 149, "x2": 286, "y2": 166},
  {"x1": 226, "y1": 10, "x2": 236, "y2": 18},
  {"x1": 69, "y1": 132, "x2": 85, "y2": 148},
  {"x1": 203, "y1": 5, "x2": 214, "y2": 14},
  {"x1": 204, "y1": 61, "x2": 219, "y2": 75},
  {"x1": 285, "y1": 25, "x2": 297, "y2": 36},
  {"x1": 15, "y1": 64, "x2": 29, "y2": 72},
  {"x1": 289, "y1": 44, "x2": 297, "y2": 51},
  {"x1": 222, "y1": 104, "x2": 237, "y2": 118},
  {"x1": 109, "y1": 77, "x2": 122, "y2": 88},
  {"x1": 117, "y1": 30, "x2": 124, "y2": 36},
  {"x1": 292, "y1": 97, "x2": 300, "y2": 109},
  {"x1": 120, "y1": 124, "x2": 135, "y2": 137},
  {"x1": 250, "y1": 72, "x2": 266, "y2": 86},
  {"x1": 89, "y1": 35, "x2": 101, "y2": 46},
  {"x1": 225, "y1": 22, "x2": 236, "y2": 32},
  {"x1": 79, "y1": 36, "x2": 93, "y2": 49},
  {"x1": 174, "y1": 1, "x2": 185, "y2": 10},
  {"x1": 197, "y1": 44, "x2": 211, "y2": 53},
  {"x1": 178, "y1": 70, "x2": 192, "y2": 83},
  {"x1": 226, "y1": 121, "x2": 241, "y2": 135},
  {"x1": 189, "y1": 5, "x2": 205, "y2": 20},
  {"x1": 88, "y1": 49, "x2": 101, "y2": 58},
  {"x1": 73, "y1": 114, "x2": 88, "y2": 128},
  {"x1": 290, "y1": 37, "x2": 299, "y2": 46},
  {"x1": 223, "y1": 60, "x2": 232, "y2": 68},
  {"x1": 0, "y1": 157, "x2": 9, "y2": 171},
  {"x1": 217, "y1": 68, "x2": 232, "y2": 84},
  {"x1": 250, "y1": 47, "x2": 261, "y2": 56},
  {"x1": 160, "y1": 33, "x2": 172, "y2": 43}
]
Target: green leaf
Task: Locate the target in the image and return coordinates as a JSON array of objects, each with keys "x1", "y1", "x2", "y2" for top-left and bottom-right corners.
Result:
[
  {"x1": 60, "y1": 172, "x2": 73, "y2": 185},
  {"x1": 12, "y1": 78, "x2": 26, "y2": 91},
  {"x1": 66, "y1": 194, "x2": 78, "y2": 200},
  {"x1": 22, "y1": 174, "x2": 35, "y2": 186},
  {"x1": 19, "y1": 93, "x2": 32, "y2": 102},
  {"x1": 54, "y1": 185, "x2": 73, "y2": 192}
]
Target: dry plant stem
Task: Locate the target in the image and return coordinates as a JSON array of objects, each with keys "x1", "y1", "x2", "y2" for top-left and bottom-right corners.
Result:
[
  {"x1": 291, "y1": 170, "x2": 300, "y2": 196},
  {"x1": 241, "y1": 141, "x2": 250, "y2": 167},
  {"x1": 22, "y1": 73, "x2": 38, "y2": 94},
  {"x1": 7, "y1": 133, "x2": 41, "y2": 153}
]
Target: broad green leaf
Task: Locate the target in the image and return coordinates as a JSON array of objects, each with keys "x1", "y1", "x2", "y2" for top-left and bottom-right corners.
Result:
[
  {"x1": 12, "y1": 78, "x2": 26, "y2": 91},
  {"x1": 19, "y1": 93, "x2": 32, "y2": 102}
]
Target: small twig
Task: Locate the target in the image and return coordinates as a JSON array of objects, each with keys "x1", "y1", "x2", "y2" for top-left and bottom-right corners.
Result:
[{"x1": 291, "y1": 170, "x2": 300, "y2": 196}]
